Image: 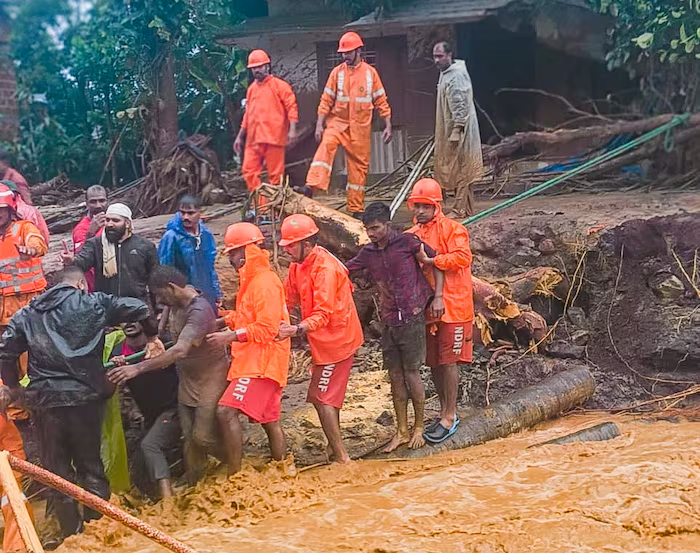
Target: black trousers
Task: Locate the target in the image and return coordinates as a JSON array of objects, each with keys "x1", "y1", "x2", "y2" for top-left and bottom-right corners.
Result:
[{"x1": 34, "y1": 400, "x2": 110, "y2": 538}]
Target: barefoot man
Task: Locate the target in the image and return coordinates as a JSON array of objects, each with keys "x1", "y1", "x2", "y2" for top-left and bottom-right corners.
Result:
[
  {"x1": 278, "y1": 214, "x2": 363, "y2": 463},
  {"x1": 206, "y1": 223, "x2": 290, "y2": 474},
  {"x1": 346, "y1": 202, "x2": 445, "y2": 452}
]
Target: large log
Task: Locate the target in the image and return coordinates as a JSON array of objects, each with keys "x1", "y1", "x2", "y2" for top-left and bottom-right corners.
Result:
[
  {"x1": 483, "y1": 113, "x2": 700, "y2": 162},
  {"x1": 372, "y1": 365, "x2": 595, "y2": 459},
  {"x1": 282, "y1": 191, "x2": 369, "y2": 260}
]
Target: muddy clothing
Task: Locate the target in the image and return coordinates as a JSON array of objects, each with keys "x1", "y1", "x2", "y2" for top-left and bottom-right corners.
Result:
[
  {"x1": 0, "y1": 286, "x2": 151, "y2": 409},
  {"x1": 346, "y1": 228, "x2": 435, "y2": 326},
  {"x1": 426, "y1": 321, "x2": 474, "y2": 367},
  {"x1": 35, "y1": 400, "x2": 109, "y2": 537},
  {"x1": 219, "y1": 377, "x2": 283, "y2": 424},
  {"x1": 72, "y1": 233, "x2": 159, "y2": 305},
  {"x1": 435, "y1": 60, "x2": 483, "y2": 216},
  {"x1": 140, "y1": 408, "x2": 180, "y2": 482},
  {"x1": 169, "y1": 295, "x2": 229, "y2": 408},
  {"x1": 382, "y1": 314, "x2": 427, "y2": 372},
  {"x1": 307, "y1": 355, "x2": 354, "y2": 409}
]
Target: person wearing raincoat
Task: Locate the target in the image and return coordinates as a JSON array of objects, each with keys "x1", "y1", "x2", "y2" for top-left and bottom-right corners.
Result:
[{"x1": 432, "y1": 41, "x2": 483, "y2": 218}]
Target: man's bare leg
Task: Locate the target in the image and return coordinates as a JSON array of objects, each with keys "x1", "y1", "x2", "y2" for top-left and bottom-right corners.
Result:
[
  {"x1": 404, "y1": 369, "x2": 426, "y2": 449},
  {"x1": 216, "y1": 406, "x2": 243, "y2": 475},
  {"x1": 430, "y1": 367, "x2": 447, "y2": 421},
  {"x1": 158, "y1": 479, "x2": 174, "y2": 498},
  {"x1": 262, "y1": 421, "x2": 286, "y2": 461},
  {"x1": 383, "y1": 367, "x2": 411, "y2": 453},
  {"x1": 438, "y1": 363, "x2": 459, "y2": 429},
  {"x1": 314, "y1": 404, "x2": 351, "y2": 463}
]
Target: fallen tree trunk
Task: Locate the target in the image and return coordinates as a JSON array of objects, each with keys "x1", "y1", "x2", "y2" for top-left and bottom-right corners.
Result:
[
  {"x1": 282, "y1": 190, "x2": 369, "y2": 260},
  {"x1": 483, "y1": 113, "x2": 700, "y2": 163},
  {"x1": 531, "y1": 421, "x2": 620, "y2": 447},
  {"x1": 372, "y1": 365, "x2": 595, "y2": 459}
]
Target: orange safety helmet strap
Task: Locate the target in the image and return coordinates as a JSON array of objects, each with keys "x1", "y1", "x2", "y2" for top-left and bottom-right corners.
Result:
[
  {"x1": 279, "y1": 214, "x2": 319, "y2": 246},
  {"x1": 223, "y1": 222, "x2": 264, "y2": 253}
]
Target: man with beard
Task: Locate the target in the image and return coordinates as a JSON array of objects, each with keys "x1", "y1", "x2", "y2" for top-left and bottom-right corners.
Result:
[
  {"x1": 108, "y1": 266, "x2": 229, "y2": 484},
  {"x1": 109, "y1": 321, "x2": 179, "y2": 499},
  {"x1": 305, "y1": 32, "x2": 392, "y2": 218},
  {"x1": 72, "y1": 185, "x2": 108, "y2": 291},
  {"x1": 432, "y1": 41, "x2": 483, "y2": 218},
  {"x1": 63, "y1": 203, "x2": 159, "y2": 306},
  {"x1": 234, "y1": 49, "x2": 299, "y2": 197}
]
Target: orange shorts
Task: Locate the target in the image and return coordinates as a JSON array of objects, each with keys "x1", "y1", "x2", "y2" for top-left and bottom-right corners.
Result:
[
  {"x1": 307, "y1": 356, "x2": 354, "y2": 409},
  {"x1": 218, "y1": 377, "x2": 282, "y2": 424},
  {"x1": 426, "y1": 321, "x2": 474, "y2": 368}
]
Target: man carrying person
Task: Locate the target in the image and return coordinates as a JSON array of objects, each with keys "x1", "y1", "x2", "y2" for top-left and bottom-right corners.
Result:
[
  {"x1": 158, "y1": 195, "x2": 222, "y2": 310},
  {"x1": 432, "y1": 41, "x2": 483, "y2": 218},
  {"x1": 277, "y1": 214, "x2": 363, "y2": 463},
  {"x1": 0, "y1": 150, "x2": 32, "y2": 205},
  {"x1": 108, "y1": 266, "x2": 229, "y2": 484},
  {"x1": 407, "y1": 178, "x2": 475, "y2": 444},
  {"x1": 346, "y1": 202, "x2": 445, "y2": 452},
  {"x1": 305, "y1": 32, "x2": 392, "y2": 218},
  {"x1": 72, "y1": 185, "x2": 108, "y2": 291},
  {"x1": 205, "y1": 223, "x2": 290, "y2": 474},
  {"x1": 109, "y1": 321, "x2": 180, "y2": 499},
  {"x1": 234, "y1": 49, "x2": 299, "y2": 197},
  {"x1": 0, "y1": 266, "x2": 159, "y2": 540}
]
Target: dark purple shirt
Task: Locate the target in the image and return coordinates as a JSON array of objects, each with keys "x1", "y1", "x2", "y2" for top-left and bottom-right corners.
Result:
[{"x1": 347, "y1": 228, "x2": 435, "y2": 326}]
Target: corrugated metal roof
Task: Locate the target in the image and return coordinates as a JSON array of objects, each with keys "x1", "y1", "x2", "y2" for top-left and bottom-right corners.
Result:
[
  {"x1": 218, "y1": 13, "x2": 348, "y2": 41},
  {"x1": 346, "y1": 0, "x2": 518, "y2": 29}
]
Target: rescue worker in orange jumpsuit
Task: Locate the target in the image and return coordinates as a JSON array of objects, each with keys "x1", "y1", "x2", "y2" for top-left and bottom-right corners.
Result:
[
  {"x1": 0, "y1": 378, "x2": 34, "y2": 553},
  {"x1": 278, "y1": 214, "x2": 363, "y2": 463},
  {"x1": 206, "y1": 223, "x2": 291, "y2": 474},
  {"x1": 407, "y1": 178, "x2": 474, "y2": 444},
  {"x1": 234, "y1": 50, "x2": 299, "y2": 196},
  {"x1": 0, "y1": 183, "x2": 47, "y2": 387},
  {"x1": 306, "y1": 32, "x2": 393, "y2": 218}
]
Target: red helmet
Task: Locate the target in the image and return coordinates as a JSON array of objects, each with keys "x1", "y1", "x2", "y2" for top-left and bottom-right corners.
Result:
[
  {"x1": 0, "y1": 184, "x2": 17, "y2": 211},
  {"x1": 223, "y1": 223, "x2": 264, "y2": 254},
  {"x1": 407, "y1": 178, "x2": 443, "y2": 207},
  {"x1": 337, "y1": 32, "x2": 364, "y2": 53},
  {"x1": 279, "y1": 214, "x2": 319, "y2": 247},
  {"x1": 247, "y1": 49, "x2": 271, "y2": 68}
]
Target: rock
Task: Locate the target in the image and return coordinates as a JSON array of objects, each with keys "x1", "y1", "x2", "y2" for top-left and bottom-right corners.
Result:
[
  {"x1": 206, "y1": 187, "x2": 229, "y2": 204},
  {"x1": 567, "y1": 307, "x2": 587, "y2": 327},
  {"x1": 375, "y1": 411, "x2": 394, "y2": 426},
  {"x1": 518, "y1": 237, "x2": 537, "y2": 249},
  {"x1": 652, "y1": 274, "x2": 685, "y2": 301},
  {"x1": 571, "y1": 330, "x2": 590, "y2": 346},
  {"x1": 538, "y1": 239, "x2": 557, "y2": 255},
  {"x1": 546, "y1": 340, "x2": 586, "y2": 359},
  {"x1": 528, "y1": 228, "x2": 547, "y2": 242}
]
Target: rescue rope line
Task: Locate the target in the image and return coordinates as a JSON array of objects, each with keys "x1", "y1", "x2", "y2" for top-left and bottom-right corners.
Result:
[{"x1": 461, "y1": 114, "x2": 691, "y2": 226}]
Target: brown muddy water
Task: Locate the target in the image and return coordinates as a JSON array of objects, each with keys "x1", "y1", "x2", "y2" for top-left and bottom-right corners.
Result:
[{"x1": 59, "y1": 415, "x2": 700, "y2": 553}]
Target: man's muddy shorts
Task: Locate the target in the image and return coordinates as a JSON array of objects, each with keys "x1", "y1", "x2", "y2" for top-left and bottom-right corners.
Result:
[
  {"x1": 218, "y1": 377, "x2": 283, "y2": 424},
  {"x1": 426, "y1": 321, "x2": 474, "y2": 368},
  {"x1": 307, "y1": 355, "x2": 354, "y2": 409},
  {"x1": 178, "y1": 404, "x2": 220, "y2": 449},
  {"x1": 382, "y1": 315, "x2": 426, "y2": 372}
]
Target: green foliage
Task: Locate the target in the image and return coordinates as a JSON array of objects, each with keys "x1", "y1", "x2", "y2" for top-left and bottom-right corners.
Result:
[
  {"x1": 592, "y1": 0, "x2": 700, "y2": 69},
  {"x1": 9, "y1": 0, "x2": 248, "y2": 185}
]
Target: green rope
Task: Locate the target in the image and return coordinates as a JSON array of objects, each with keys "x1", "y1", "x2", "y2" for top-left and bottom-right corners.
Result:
[{"x1": 462, "y1": 114, "x2": 691, "y2": 227}]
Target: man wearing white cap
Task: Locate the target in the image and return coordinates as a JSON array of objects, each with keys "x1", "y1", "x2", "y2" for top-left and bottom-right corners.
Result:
[{"x1": 63, "y1": 203, "x2": 160, "y2": 306}]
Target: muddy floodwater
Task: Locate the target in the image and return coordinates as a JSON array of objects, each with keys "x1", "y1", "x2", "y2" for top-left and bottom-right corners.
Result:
[{"x1": 60, "y1": 414, "x2": 700, "y2": 553}]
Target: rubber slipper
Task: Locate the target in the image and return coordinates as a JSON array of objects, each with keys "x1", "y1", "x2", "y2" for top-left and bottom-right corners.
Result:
[
  {"x1": 425, "y1": 417, "x2": 441, "y2": 433},
  {"x1": 424, "y1": 416, "x2": 460, "y2": 444}
]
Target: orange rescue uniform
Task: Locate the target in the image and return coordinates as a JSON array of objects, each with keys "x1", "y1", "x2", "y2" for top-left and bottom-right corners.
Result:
[
  {"x1": 408, "y1": 209, "x2": 474, "y2": 324},
  {"x1": 0, "y1": 379, "x2": 34, "y2": 553},
  {"x1": 224, "y1": 244, "x2": 291, "y2": 387},
  {"x1": 241, "y1": 76, "x2": 299, "y2": 192},
  {"x1": 284, "y1": 246, "x2": 363, "y2": 365},
  {"x1": 307, "y1": 61, "x2": 391, "y2": 213}
]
